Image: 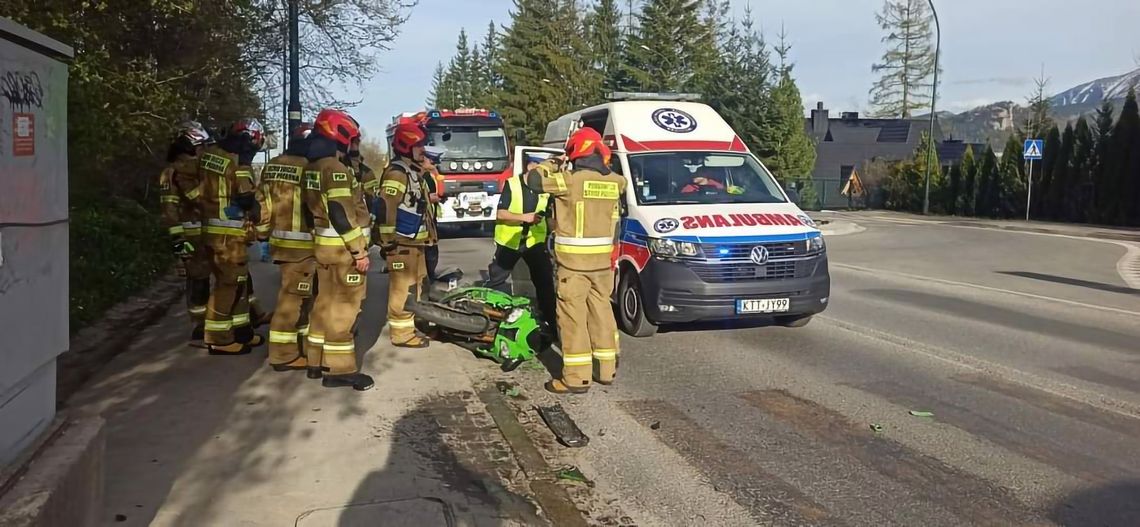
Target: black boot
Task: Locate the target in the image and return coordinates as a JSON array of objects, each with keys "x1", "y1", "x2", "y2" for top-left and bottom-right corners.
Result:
[
  {"x1": 306, "y1": 367, "x2": 324, "y2": 379},
  {"x1": 190, "y1": 325, "x2": 206, "y2": 349},
  {"x1": 322, "y1": 372, "x2": 375, "y2": 391}
]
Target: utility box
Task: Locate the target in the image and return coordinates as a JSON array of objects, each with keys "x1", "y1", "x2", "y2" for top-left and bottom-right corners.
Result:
[{"x1": 0, "y1": 17, "x2": 73, "y2": 467}]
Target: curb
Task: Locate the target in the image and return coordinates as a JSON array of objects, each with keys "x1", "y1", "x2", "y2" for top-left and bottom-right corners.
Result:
[
  {"x1": 0, "y1": 413, "x2": 105, "y2": 527},
  {"x1": 476, "y1": 385, "x2": 589, "y2": 527}
]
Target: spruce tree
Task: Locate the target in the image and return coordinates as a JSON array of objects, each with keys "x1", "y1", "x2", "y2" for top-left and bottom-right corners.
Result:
[
  {"x1": 585, "y1": 0, "x2": 624, "y2": 93},
  {"x1": 1091, "y1": 100, "x2": 1115, "y2": 222},
  {"x1": 1068, "y1": 117, "x2": 1095, "y2": 222},
  {"x1": 957, "y1": 145, "x2": 977, "y2": 216},
  {"x1": 448, "y1": 29, "x2": 475, "y2": 107},
  {"x1": 1044, "y1": 123, "x2": 1074, "y2": 220},
  {"x1": 998, "y1": 134, "x2": 1026, "y2": 218},
  {"x1": 622, "y1": 0, "x2": 708, "y2": 92},
  {"x1": 1036, "y1": 124, "x2": 1061, "y2": 218},
  {"x1": 1112, "y1": 88, "x2": 1140, "y2": 225},
  {"x1": 762, "y1": 30, "x2": 817, "y2": 188},
  {"x1": 975, "y1": 146, "x2": 999, "y2": 217},
  {"x1": 428, "y1": 62, "x2": 446, "y2": 107},
  {"x1": 869, "y1": 0, "x2": 938, "y2": 118},
  {"x1": 477, "y1": 21, "x2": 501, "y2": 109}
]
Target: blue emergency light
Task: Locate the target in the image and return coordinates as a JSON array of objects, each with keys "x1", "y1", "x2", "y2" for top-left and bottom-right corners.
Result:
[
  {"x1": 718, "y1": 247, "x2": 730, "y2": 256},
  {"x1": 488, "y1": 111, "x2": 499, "y2": 119},
  {"x1": 429, "y1": 110, "x2": 441, "y2": 118}
]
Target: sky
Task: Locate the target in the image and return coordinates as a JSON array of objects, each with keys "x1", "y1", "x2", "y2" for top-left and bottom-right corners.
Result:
[{"x1": 341, "y1": 0, "x2": 1140, "y2": 142}]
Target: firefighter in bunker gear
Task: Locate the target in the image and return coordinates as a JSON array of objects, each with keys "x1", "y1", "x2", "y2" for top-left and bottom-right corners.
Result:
[
  {"x1": 484, "y1": 152, "x2": 557, "y2": 325},
  {"x1": 526, "y1": 127, "x2": 626, "y2": 394},
  {"x1": 200, "y1": 118, "x2": 266, "y2": 354},
  {"x1": 303, "y1": 109, "x2": 375, "y2": 391},
  {"x1": 161, "y1": 121, "x2": 213, "y2": 346},
  {"x1": 378, "y1": 122, "x2": 439, "y2": 348},
  {"x1": 256, "y1": 123, "x2": 318, "y2": 373}
]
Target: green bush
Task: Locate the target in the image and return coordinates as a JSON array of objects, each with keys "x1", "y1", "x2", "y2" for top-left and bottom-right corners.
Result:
[{"x1": 70, "y1": 195, "x2": 173, "y2": 330}]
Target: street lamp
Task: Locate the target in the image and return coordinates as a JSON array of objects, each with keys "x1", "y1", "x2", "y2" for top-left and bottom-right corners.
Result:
[{"x1": 922, "y1": 0, "x2": 941, "y2": 215}]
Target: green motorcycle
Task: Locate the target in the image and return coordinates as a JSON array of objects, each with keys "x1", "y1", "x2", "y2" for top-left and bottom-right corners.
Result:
[{"x1": 405, "y1": 280, "x2": 547, "y2": 371}]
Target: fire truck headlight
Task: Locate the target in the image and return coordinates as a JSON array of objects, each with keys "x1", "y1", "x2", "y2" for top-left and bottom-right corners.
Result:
[
  {"x1": 449, "y1": 162, "x2": 458, "y2": 171},
  {"x1": 462, "y1": 162, "x2": 471, "y2": 170},
  {"x1": 473, "y1": 161, "x2": 483, "y2": 170}
]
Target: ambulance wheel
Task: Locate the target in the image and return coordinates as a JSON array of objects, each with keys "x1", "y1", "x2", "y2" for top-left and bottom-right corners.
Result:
[
  {"x1": 776, "y1": 314, "x2": 813, "y2": 328},
  {"x1": 618, "y1": 270, "x2": 657, "y2": 337}
]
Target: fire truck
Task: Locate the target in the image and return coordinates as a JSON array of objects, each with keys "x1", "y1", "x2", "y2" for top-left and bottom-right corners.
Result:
[{"x1": 386, "y1": 108, "x2": 512, "y2": 226}]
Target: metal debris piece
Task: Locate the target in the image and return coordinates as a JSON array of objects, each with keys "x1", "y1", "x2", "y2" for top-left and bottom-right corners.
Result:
[{"x1": 908, "y1": 410, "x2": 934, "y2": 418}]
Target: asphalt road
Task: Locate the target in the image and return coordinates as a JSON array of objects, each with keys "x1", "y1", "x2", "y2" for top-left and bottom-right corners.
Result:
[{"x1": 447, "y1": 212, "x2": 1140, "y2": 527}]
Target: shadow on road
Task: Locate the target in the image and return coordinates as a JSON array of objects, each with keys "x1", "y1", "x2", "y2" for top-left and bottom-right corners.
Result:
[
  {"x1": 657, "y1": 317, "x2": 780, "y2": 334},
  {"x1": 329, "y1": 395, "x2": 542, "y2": 526},
  {"x1": 1051, "y1": 480, "x2": 1140, "y2": 526},
  {"x1": 997, "y1": 271, "x2": 1139, "y2": 296}
]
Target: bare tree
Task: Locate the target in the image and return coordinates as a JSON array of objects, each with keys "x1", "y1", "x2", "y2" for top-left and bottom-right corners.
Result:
[
  {"x1": 247, "y1": 0, "x2": 417, "y2": 120},
  {"x1": 869, "y1": 0, "x2": 938, "y2": 118}
]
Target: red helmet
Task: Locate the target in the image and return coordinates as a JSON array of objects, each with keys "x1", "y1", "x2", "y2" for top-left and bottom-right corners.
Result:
[
  {"x1": 391, "y1": 122, "x2": 427, "y2": 157},
  {"x1": 314, "y1": 109, "x2": 361, "y2": 148},
  {"x1": 229, "y1": 118, "x2": 265, "y2": 150},
  {"x1": 290, "y1": 122, "x2": 314, "y2": 143},
  {"x1": 565, "y1": 127, "x2": 610, "y2": 164}
]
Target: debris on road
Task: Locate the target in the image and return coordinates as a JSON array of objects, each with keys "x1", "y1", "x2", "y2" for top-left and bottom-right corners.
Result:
[
  {"x1": 870, "y1": 423, "x2": 884, "y2": 432},
  {"x1": 538, "y1": 404, "x2": 590, "y2": 448},
  {"x1": 650, "y1": 421, "x2": 661, "y2": 430},
  {"x1": 556, "y1": 465, "x2": 594, "y2": 487},
  {"x1": 908, "y1": 410, "x2": 935, "y2": 418}
]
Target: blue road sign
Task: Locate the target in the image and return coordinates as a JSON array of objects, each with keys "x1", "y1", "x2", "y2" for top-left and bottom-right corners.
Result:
[{"x1": 1023, "y1": 139, "x2": 1044, "y2": 160}]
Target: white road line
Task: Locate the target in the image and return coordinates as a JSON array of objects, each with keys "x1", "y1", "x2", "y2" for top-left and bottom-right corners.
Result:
[
  {"x1": 831, "y1": 263, "x2": 1140, "y2": 318},
  {"x1": 817, "y1": 314, "x2": 1140, "y2": 420}
]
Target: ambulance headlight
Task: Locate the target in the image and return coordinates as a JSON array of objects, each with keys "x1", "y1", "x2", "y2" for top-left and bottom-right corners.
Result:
[
  {"x1": 648, "y1": 238, "x2": 700, "y2": 258},
  {"x1": 807, "y1": 236, "x2": 825, "y2": 255}
]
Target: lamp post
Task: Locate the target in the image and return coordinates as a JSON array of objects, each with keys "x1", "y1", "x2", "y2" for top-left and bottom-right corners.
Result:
[
  {"x1": 922, "y1": 0, "x2": 941, "y2": 215},
  {"x1": 286, "y1": 0, "x2": 301, "y2": 145}
]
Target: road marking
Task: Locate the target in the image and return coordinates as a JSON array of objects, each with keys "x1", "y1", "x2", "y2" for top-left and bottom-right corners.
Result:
[
  {"x1": 617, "y1": 399, "x2": 842, "y2": 526},
  {"x1": 739, "y1": 389, "x2": 1045, "y2": 526},
  {"x1": 831, "y1": 263, "x2": 1140, "y2": 318},
  {"x1": 816, "y1": 315, "x2": 1140, "y2": 420}
]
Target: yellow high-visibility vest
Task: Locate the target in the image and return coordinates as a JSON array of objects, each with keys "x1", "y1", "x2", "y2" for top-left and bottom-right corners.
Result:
[{"x1": 493, "y1": 175, "x2": 550, "y2": 250}]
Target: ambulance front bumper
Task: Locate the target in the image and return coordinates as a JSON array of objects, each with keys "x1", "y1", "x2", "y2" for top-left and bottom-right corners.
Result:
[{"x1": 639, "y1": 253, "x2": 830, "y2": 324}]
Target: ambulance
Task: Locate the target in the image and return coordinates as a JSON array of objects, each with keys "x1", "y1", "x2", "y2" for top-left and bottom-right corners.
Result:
[{"x1": 520, "y1": 93, "x2": 830, "y2": 337}]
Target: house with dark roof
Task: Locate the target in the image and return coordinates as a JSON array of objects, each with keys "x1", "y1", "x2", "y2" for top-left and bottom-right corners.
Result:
[{"x1": 802, "y1": 102, "x2": 984, "y2": 208}]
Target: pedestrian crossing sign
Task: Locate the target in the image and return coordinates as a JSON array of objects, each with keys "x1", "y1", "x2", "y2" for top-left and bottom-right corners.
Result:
[{"x1": 1023, "y1": 139, "x2": 1043, "y2": 160}]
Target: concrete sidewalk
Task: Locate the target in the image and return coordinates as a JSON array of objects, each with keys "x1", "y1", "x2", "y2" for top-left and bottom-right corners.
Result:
[{"x1": 64, "y1": 242, "x2": 560, "y2": 527}]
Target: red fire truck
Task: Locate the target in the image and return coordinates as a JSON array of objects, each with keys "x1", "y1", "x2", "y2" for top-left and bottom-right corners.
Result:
[{"x1": 386, "y1": 108, "x2": 511, "y2": 226}]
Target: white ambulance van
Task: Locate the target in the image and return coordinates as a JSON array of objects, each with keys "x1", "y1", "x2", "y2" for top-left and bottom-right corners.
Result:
[{"x1": 518, "y1": 93, "x2": 830, "y2": 337}]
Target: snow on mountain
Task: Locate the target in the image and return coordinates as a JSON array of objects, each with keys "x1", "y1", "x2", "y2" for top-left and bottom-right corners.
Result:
[{"x1": 1050, "y1": 67, "x2": 1140, "y2": 109}]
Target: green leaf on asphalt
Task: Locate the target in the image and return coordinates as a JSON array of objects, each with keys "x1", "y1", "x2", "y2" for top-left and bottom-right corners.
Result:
[
  {"x1": 505, "y1": 387, "x2": 521, "y2": 398},
  {"x1": 556, "y1": 466, "x2": 592, "y2": 486},
  {"x1": 909, "y1": 410, "x2": 935, "y2": 418}
]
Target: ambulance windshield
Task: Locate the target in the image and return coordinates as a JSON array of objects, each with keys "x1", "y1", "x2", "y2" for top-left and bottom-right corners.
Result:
[
  {"x1": 627, "y1": 152, "x2": 787, "y2": 205},
  {"x1": 427, "y1": 126, "x2": 508, "y2": 160}
]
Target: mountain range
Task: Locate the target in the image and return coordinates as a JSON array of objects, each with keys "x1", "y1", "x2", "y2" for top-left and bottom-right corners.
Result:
[{"x1": 936, "y1": 67, "x2": 1140, "y2": 150}]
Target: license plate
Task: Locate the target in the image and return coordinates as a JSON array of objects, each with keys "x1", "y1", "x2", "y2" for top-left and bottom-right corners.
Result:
[
  {"x1": 460, "y1": 192, "x2": 486, "y2": 206},
  {"x1": 736, "y1": 298, "x2": 790, "y2": 314}
]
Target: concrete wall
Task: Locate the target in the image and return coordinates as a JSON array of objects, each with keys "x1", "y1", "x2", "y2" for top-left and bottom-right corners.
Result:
[{"x1": 0, "y1": 18, "x2": 73, "y2": 467}]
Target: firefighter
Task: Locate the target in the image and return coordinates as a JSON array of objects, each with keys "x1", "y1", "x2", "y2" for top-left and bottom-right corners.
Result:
[
  {"x1": 160, "y1": 121, "x2": 213, "y2": 347},
  {"x1": 200, "y1": 118, "x2": 266, "y2": 354},
  {"x1": 255, "y1": 123, "x2": 318, "y2": 374},
  {"x1": 525, "y1": 128, "x2": 626, "y2": 394},
  {"x1": 483, "y1": 151, "x2": 557, "y2": 326},
  {"x1": 302, "y1": 109, "x2": 375, "y2": 391},
  {"x1": 378, "y1": 122, "x2": 438, "y2": 348}
]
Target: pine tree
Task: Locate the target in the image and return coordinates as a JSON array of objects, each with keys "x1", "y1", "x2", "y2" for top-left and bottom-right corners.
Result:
[
  {"x1": 710, "y1": 7, "x2": 772, "y2": 156},
  {"x1": 585, "y1": 0, "x2": 624, "y2": 93},
  {"x1": 1111, "y1": 87, "x2": 1140, "y2": 225},
  {"x1": 1068, "y1": 117, "x2": 1095, "y2": 222},
  {"x1": 1035, "y1": 124, "x2": 1061, "y2": 218},
  {"x1": 1091, "y1": 100, "x2": 1115, "y2": 223},
  {"x1": 1024, "y1": 73, "x2": 1053, "y2": 140},
  {"x1": 476, "y1": 21, "x2": 501, "y2": 109},
  {"x1": 622, "y1": 0, "x2": 708, "y2": 92},
  {"x1": 761, "y1": 30, "x2": 817, "y2": 188},
  {"x1": 956, "y1": 145, "x2": 977, "y2": 215},
  {"x1": 1044, "y1": 123, "x2": 1074, "y2": 220},
  {"x1": 869, "y1": 0, "x2": 938, "y2": 118}
]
